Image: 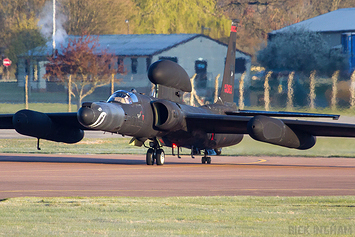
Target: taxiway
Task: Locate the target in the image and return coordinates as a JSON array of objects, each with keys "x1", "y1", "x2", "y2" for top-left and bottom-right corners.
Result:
[{"x1": 0, "y1": 153, "x2": 354, "y2": 198}]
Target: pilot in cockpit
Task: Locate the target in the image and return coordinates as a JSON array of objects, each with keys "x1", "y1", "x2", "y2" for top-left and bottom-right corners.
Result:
[{"x1": 107, "y1": 90, "x2": 138, "y2": 104}]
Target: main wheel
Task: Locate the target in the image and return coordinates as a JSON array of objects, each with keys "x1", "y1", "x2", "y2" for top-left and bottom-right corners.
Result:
[
  {"x1": 146, "y1": 148, "x2": 154, "y2": 165},
  {"x1": 156, "y1": 149, "x2": 165, "y2": 165},
  {"x1": 207, "y1": 157, "x2": 212, "y2": 164},
  {"x1": 202, "y1": 157, "x2": 206, "y2": 164}
]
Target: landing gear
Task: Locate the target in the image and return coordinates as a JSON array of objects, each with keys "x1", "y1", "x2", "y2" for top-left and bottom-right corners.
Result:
[
  {"x1": 201, "y1": 156, "x2": 211, "y2": 164},
  {"x1": 156, "y1": 149, "x2": 165, "y2": 165},
  {"x1": 146, "y1": 148, "x2": 154, "y2": 165},
  {"x1": 201, "y1": 150, "x2": 211, "y2": 164},
  {"x1": 145, "y1": 141, "x2": 165, "y2": 166}
]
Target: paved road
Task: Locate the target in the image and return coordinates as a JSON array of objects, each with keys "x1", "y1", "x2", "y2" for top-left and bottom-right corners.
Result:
[{"x1": 1, "y1": 154, "x2": 354, "y2": 198}]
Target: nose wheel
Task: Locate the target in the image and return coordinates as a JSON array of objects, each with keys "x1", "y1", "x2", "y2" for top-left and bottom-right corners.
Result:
[
  {"x1": 146, "y1": 148, "x2": 155, "y2": 165},
  {"x1": 146, "y1": 142, "x2": 165, "y2": 165}
]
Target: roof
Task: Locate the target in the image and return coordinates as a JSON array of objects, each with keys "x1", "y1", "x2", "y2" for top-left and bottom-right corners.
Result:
[
  {"x1": 270, "y1": 8, "x2": 355, "y2": 34},
  {"x1": 27, "y1": 34, "x2": 251, "y2": 57}
]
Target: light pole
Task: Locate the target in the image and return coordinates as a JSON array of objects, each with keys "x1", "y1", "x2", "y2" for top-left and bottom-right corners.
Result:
[
  {"x1": 125, "y1": 19, "x2": 130, "y2": 34},
  {"x1": 53, "y1": 0, "x2": 56, "y2": 51}
]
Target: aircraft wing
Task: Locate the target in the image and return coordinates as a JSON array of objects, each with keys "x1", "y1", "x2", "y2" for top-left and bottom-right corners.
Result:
[
  {"x1": 185, "y1": 113, "x2": 355, "y2": 137},
  {"x1": 0, "y1": 111, "x2": 89, "y2": 143},
  {"x1": 0, "y1": 112, "x2": 87, "y2": 130},
  {"x1": 0, "y1": 114, "x2": 14, "y2": 129}
]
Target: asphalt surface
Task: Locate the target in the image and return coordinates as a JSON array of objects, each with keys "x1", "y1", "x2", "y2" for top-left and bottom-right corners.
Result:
[{"x1": 1, "y1": 153, "x2": 355, "y2": 198}]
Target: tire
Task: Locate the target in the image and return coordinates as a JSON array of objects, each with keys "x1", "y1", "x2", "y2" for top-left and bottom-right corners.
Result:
[
  {"x1": 156, "y1": 149, "x2": 165, "y2": 165},
  {"x1": 207, "y1": 157, "x2": 211, "y2": 164},
  {"x1": 146, "y1": 148, "x2": 154, "y2": 165},
  {"x1": 202, "y1": 157, "x2": 206, "y2": 164}
]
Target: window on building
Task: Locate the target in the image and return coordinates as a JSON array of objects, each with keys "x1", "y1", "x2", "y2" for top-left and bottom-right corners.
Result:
[
  {"x1": 194, "y1": 60, "x2": 207, "y2": 88},
  {"x1": 195, "y1": 60, "x2": 207, "y2": 74},
  {"x1": 235, "y1": 58, "x2": 246, "y2": 74},
  {"x1": 159, "y1": 56, "x2": 178, "y2": 63},
  {"x1": 117, "y1": 57, "x2": 124, "y2": 72},
  {"x1": 131, "y1": 58, "x2": 138, "y2": 74}
]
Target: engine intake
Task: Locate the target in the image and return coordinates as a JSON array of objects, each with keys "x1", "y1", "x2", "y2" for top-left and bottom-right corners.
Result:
[
  {"x1": 152, "y1": 100, "x2": 184, "y2": 131},
  {"x1": 13, "y1": 110, "x2": 84, "y2": 143},
  {"x1": 247, "y1": 115, "x2": 315, "y2": 150}
]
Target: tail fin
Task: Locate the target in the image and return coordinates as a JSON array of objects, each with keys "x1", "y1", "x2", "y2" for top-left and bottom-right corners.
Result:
[{"x1": 219, "y1": 19, "x2": 239, "y2": 104}]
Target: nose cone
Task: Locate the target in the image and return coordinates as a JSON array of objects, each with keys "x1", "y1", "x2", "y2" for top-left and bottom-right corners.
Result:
[
  {"x1": 77, "y1": 102, "x2": 125, "y2": 131},
  {"x1": 77, "y1": 107, "x2": 95, "y2": 126}
]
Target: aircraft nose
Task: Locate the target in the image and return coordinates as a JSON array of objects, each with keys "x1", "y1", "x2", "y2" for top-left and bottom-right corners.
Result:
[{"x1": 77, "y1": 102, "x2": 125, "y2": 131}]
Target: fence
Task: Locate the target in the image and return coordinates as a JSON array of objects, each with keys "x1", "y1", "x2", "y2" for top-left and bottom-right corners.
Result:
[
  {"x1": 253, "y1": 70, "x2": 355, "y2": 111},
  {"x1": 2, "y1": 70, "x2": 355, "y2": 112}
]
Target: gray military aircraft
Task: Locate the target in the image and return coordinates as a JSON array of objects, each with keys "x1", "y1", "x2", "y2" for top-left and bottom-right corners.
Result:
[{"x1": 1, "y1": 19, "x2": 355, "y2": 165}]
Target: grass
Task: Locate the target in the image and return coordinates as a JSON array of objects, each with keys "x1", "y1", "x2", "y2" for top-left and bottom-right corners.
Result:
[
  {"x1": 0, "y1": 103, "x2": 77, "y2": 113},
  {"x1": 0, "y1": 196, "x2": 354, "y2": 236}
]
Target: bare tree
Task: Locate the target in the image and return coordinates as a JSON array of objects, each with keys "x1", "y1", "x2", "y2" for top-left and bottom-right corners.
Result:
[{"x1": 45, "y1": 34, "x2": 125, "y2": 110}]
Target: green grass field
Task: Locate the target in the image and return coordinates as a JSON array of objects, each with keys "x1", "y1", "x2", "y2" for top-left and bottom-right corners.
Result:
[{"x1": 0, "y1": 196, "x2": 354, "y2": 236}]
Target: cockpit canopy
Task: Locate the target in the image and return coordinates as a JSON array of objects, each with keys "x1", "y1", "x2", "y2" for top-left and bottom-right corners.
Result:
[{"x1": 107, "y1": 90, "x2": 138, "y2": 104}]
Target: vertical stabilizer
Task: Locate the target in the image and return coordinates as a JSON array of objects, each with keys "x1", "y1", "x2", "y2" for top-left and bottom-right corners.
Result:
[{"x1": 220, "y1": 19, "x2": 239, "y2": 104}]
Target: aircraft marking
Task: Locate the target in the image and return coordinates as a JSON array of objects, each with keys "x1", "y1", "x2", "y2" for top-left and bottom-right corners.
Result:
[
  {"x1": 231, "y1": 25, "x2": 237, "y2": 32},
  {"x1": 89, "y1": 112, "x2": 107, "y2": 128},
  {"x1": 224, "y1": 84, "x2": 233, "y2": 94}
]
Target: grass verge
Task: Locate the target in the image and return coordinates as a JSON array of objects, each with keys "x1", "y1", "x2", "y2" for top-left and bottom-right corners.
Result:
[{"x1": 0, "y1": 196, "x2": 354, "y2": 236}]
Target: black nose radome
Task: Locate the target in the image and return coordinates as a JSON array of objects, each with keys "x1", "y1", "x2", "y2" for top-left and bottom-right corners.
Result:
[{"x1": 77, "y1": 107, "x2": 95, "y2": 126}]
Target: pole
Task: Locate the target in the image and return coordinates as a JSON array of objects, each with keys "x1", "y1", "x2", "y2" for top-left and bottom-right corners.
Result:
[
  {"x1": 52, "y1": 0, "x2": 56, "y2": 51},
  {"x1": 287, "y1": 72, "x2": 295, "y2": 110},
  {"x1": 68, "y1": 75, "x2": 72, "y2": 112},
  {"x1": 309, "y1": 70, "x2": 316, "y2": 110},
  {"x1": 350, "y1": 70, "x2": 355, "y2": 108},
  {"x1": 190, "y1": 74, "x2": 196, "y2": 106},
  {"x1": 331, "y1": 70, "x2": 339, "y2": 111},
  {"x1": 214, "y1": 74, "x2": 220, "y2": 103},
  {"x1": 111, "y1": 73, "x2": 115, "y2": 95},
  {"x1": 239, "y1": 72, "x2": 245, "y2": 110},
  {"x1": 25, "y1": 75, "x2": 29, "y2": 109},
  {"x1": 264, "y1": 71, "x2": 272, "y2": 111}
]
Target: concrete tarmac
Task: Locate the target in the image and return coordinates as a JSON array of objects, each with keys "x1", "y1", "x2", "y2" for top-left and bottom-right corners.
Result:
[{"x1": 0, "y1": 153, "x2": 354, "y2": 198}]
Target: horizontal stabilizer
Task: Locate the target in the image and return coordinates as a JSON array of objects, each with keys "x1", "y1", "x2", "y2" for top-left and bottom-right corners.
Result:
[{"x1": 225, "y1": 110, "x2": 340, "y2": 120}]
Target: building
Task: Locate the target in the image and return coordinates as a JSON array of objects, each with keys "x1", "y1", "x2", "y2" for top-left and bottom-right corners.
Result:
[
  {"x1": 269, "y1": 8, "x2": 355, "y2": 72},
  {"x1": 17, "y1": 34, "x2": 251, "y2": 95}
]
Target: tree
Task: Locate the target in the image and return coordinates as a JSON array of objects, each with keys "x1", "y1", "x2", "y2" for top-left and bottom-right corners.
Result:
[
  {"x1": 0, "y1": 0, "x2": 46, "y2": 77},
  {"x1": 217, "y1": 0, "x2": 316, "y2": 55},
  {"x1": 133, "y1": 0, "x2": 231, "y2": 39},
  {"x1": 45, "y1": 35, "x2": 125, "y2": 110},
  {"x1": 60, "y1": 0, "x2": 138, "y2": 35},
  {"x1": 256, "y1": 28, "x2": 347, "y2": 75}
]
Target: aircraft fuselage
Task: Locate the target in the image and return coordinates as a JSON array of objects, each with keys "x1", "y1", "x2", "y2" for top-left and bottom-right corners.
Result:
[{"x1": 77, "y1": 90, "x2": 243, "y2": 151}]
